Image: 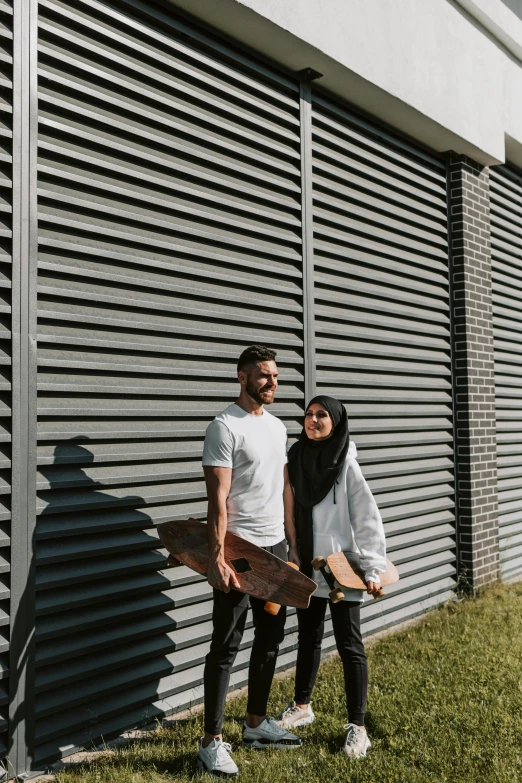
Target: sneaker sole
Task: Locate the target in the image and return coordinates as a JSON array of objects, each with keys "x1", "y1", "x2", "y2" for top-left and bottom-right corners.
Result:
[
  {"x1": 342, "y1": 740, "x2": 371, "y2": 759},
  {"x1": 243, "y1": 738, "x2": 302, "y2": 750},
  {"x1": 196, "y1": 758, "x2": 238, "y2": 777},
  {"x1": 279, "y1": 715, "x2": 315, "y2": 729}
]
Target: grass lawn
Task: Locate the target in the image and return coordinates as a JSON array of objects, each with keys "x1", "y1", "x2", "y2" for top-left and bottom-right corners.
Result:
[{"x1": 56, "y1": 582, "x2": 522, "y2": 783}]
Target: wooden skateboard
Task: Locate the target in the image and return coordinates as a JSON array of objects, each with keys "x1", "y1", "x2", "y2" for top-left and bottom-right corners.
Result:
[
  {"x1": 158, "y1": 518, "x2": 317, "y2": 614},
  {"x1": 312, "y1": 551, "x2": 399, "y2": 602}
]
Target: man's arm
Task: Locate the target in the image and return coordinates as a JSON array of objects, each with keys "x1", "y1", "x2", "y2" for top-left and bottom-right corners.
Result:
[
  {"x1": 283, "y1": 464, "x2": 300, "y2": 567},
  {"x1": 204, "y1": 465, "x2": 241, "y2": 592}
]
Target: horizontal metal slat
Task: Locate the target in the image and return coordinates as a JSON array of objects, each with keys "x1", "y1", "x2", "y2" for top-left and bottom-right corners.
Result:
[
  {"x1": 37, "y1": 297, "x2": 304, "y2": 347},
  {"x1": 38, "y1": 28, "x2": 299, "y2": 153},
  {"x1": 41, "y1": 0, "x2": 299, "y2": 108},
  {"x1": 314, "y1": 252, "x2": 448, "y2": 294},
  {"x1": 38, "y1": 134, "x2": 299, "y2": 214},
  {"x1": 311, "y1": 130, "x2": 446, "y2": 205},
  {"x1": 313, "y1": 210, "x2": 447, "y2": 262},
  {"x1": 36, "y1": 478, "x2": 207, "y2": 515},
  {"x1": 59, "y1": 0, "x2": 299, "y2": 99},
  {"x1": 313, "y1": 189, "x2": 447, "y2": 248},
  {"x1": 38, "y1": 56, "x2": 299, "y2": 162},
  {"x1": 312, "y1": 92, "x2": 446, "y2": 175},
  {"x1": 316, "y1": 385, "x2": 452, "y2": 404},
  {"x1": 39, "y1": 0, "x2": 297, "y2": 110},
  {"x1": 37, "y1": 280, "x2": 303, "y2": 331},
  {"x1": 315, "y1": 270, "x2": 448, "y2": 316},
  {"x1": 36, "y1": 374, "x2": 302, "y2": 398},
  {"x1": 37, "y1": 351, "x2": 304, "y2": 380},
  {"x1": 36, "y1": 589, "x2": 208, "y2": 642},
  {"x1": 36, "y1": 548, "x2": 169, "y2": 590},
  {"x1": 38, "y1": 115, "x2": 299, "y2": 211},
  {"x1": 315, "y1": 303, "x2": 450, "y2": 338}
]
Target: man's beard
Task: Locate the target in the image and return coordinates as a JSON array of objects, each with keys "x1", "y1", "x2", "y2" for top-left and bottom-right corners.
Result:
[{"x1": 246, "y1": 380, "x2": 275, "y2": 405}]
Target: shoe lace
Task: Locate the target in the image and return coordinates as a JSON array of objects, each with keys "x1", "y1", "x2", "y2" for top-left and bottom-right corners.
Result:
[
  {"x1": 343, "y1": 724, "x2": 364, "y2": 744},
  {"x1": 215, "y1": 741, "x2": 233, "y2": 766},
  {"x1": 266, "y1": 717, "x2": 286, "y2": 735},
  {"x1": 282, "y1": 703, "x2": 300, "y2": 717}
]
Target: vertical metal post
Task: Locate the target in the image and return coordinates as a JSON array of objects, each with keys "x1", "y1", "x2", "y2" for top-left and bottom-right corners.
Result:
[
  {"x1": 298, "y1": 69, "x2": 321, "y2": 405},
  {"x1": 10, "y1": 0, "x2": 39, "y2": 777}
]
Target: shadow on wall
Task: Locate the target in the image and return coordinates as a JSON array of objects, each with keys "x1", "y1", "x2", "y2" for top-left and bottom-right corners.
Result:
[
  {"x1": 10, "y1": 436, "x2": 178, "y2": 772},
  {"x1": 500, "y1": 0, "x2": 522, "y2": 23}
]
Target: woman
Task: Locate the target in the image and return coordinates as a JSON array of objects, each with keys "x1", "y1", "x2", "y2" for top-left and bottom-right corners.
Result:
[{"x1": 278, "y1": 395, "x2": 386, "y2": 758}]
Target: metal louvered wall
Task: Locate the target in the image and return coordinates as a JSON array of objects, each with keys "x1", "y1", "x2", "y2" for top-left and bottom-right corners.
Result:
[
  {"x1": 6, "y1": 0, "x2": 458, "y2": 774},
  {"x1": 34, "y1": 0, "x2": 304, "y2": 765},
  {"x1": 311, "y1": 93, "x2": 456, "y2": 634},
  {"x1": 490, "y1": 165, "x2": 522, "y2": 582}
]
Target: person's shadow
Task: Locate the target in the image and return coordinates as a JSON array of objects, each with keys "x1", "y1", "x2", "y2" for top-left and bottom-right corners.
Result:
[{"x1": 8, "y1": 435, "x2": 205, "y2": 773}]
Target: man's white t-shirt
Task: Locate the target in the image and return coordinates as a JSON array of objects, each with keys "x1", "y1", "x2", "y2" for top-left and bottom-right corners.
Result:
[{"x1": 202, "y1": 403, "x2": 288, "y2": 546}]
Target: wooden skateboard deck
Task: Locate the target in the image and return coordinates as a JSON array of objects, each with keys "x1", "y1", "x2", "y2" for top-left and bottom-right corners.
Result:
[
  {"x1": 158, "y1": 518, "x2": 317, "y2": 609},
  {"x1": 327, "y1": 552, "x2": 399, "y2": 591}
]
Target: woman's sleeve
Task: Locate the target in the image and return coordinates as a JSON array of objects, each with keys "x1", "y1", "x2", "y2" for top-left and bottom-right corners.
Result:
[{"x1": 346, "y1": 457, "x2": 387, "y2": 583}]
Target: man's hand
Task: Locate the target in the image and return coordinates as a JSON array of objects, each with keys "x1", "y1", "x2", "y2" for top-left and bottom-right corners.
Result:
[
  {"x1": 288, "y1": 546, "x2": 301, "y2": 569},
  {"x1": 207, "y1": 558, "x2": 241, "y2": 593},
  {"x1": 366, "y1": 580, "x2": 380, "y2": 595}
]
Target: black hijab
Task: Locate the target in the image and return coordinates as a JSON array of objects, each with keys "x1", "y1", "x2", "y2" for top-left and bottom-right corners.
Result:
[{"x1": 288, "y1": 396, "x2": 350, "y2": 576}]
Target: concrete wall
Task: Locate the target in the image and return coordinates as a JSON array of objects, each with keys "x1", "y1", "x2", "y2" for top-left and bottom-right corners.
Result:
[{"x1": 170, "y1": 0, "x2": 522, "y2": 168}]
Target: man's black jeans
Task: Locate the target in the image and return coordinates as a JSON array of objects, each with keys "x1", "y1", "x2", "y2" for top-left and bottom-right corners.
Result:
[
  {"x1": 203, "y1": 539, "x2": 287, "y2": 735},
  {"x1": 294, "y1": 596, "x2": 368, "y2": 726}
]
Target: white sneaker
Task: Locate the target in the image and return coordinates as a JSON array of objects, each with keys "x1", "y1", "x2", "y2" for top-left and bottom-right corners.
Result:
[
  {"x1": 242, "y1": 717, "x2": 302, "y2": 749},
  {"x1": 342, "y1": 723, "x2": 371, "y2": 758},
  {"x1": 197, "y1": 737, "x2": 238, "y2": 777},
  {"x1": 276, "y1": 701, "x2": 315, "y2": 729}
]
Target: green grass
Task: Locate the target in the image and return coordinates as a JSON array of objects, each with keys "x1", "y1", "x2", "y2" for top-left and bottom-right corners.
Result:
[{"x1": 56, "y1": 583, "x2": 522, "y2": 783}]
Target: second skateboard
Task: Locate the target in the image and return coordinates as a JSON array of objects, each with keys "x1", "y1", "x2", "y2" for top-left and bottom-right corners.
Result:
[{"x1": 312, "y1": 551, "x2": 399, "y2": 602}]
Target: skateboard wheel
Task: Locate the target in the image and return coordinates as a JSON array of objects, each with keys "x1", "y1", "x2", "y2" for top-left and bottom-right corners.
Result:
[
  {"x1": 311, "y1": 556, "x2": 326, "y2": 570},
  {"x1": 373, "y1": 588, "x2": 385, "y2": 600},
  {"x1": 264, "y1": 601, "x2": 281, "y2": 615},
  {"x1": 329, "y1": 588, "x2": 345, "y2": 603}
]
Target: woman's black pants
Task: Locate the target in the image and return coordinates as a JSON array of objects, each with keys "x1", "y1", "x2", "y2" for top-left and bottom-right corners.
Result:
[{"x1": 294, "y1": 596, "x2": 368, "y2": 726}]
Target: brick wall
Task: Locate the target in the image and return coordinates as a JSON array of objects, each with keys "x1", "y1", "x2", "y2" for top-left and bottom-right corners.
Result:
[{"x1": 449, "y1": 154, "x2": 499, "y2": 590}]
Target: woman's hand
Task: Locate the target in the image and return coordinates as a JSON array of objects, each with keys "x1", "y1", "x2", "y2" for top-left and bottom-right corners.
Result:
[
  {"x1": 288, "y1": 546, "x2": 301, "y2": 569},
  {"x1": 366, "y1": 580, "x2": 380, "y2": 595}
]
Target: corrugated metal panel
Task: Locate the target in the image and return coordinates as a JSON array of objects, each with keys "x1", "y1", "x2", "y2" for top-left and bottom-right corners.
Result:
[
  {"x1": 311, "y1": 92, "x2": 456, "y2": 633},
  {"x1": 0, "y1": 0, "x2": 12, "y2": 763},
  {"x1": 490, "y1": 165, "x2": 522, "y2": 582},
  {"x1": 34, "y1": 0, "x2": 303, "y2": 763}
]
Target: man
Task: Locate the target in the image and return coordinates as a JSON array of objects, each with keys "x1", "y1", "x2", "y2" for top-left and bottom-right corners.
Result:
[{"x1": 197, "y1": 345, "x2": 302, "y2": 777}]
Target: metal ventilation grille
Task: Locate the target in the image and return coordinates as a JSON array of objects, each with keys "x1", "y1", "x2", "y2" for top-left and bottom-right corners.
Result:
[
  {"x1": 0, "y1": 0, "x2": 11, "y2": 763},
  {"x1": 35, "y1": 0, "x2": 303, "y2": 763},
  {"x1": 490, "y1": 165, "x2": 522, "y2": 582},
  {"x1": 311, "y1": 93, "x2": 456, "y2": 633}
]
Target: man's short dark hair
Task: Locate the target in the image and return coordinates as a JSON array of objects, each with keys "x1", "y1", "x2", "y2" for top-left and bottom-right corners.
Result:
[{"x1": 237, "y1": 345, "x2": 277, "y2": 373}]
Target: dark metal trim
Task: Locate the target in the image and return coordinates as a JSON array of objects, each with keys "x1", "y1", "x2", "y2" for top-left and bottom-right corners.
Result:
[
  {"x1": 9, "y1": 0, "x2": 39, "y2": 777},
  {"x1": 300, "y1": 77, "x2": 316, "y2": 404},
  {"x1": 296, "y1": 68, "x2": 323, "y2": 82}
]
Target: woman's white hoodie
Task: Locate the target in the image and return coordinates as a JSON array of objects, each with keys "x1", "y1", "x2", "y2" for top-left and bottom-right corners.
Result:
[{"x1": 311, "y1": 441, "x2": 387, "y2": 602}]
